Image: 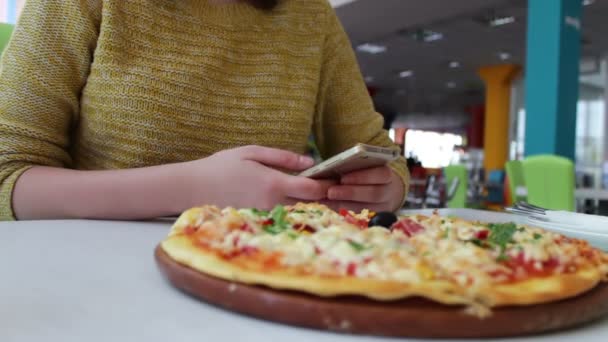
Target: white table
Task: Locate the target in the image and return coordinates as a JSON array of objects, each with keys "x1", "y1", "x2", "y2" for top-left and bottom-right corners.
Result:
[{"x1": 1, "y1": 219, "x2": 607, "y2": 342}]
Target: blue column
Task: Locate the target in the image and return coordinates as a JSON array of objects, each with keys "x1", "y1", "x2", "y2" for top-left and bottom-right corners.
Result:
[{"x1": 524, "y1": 0, "x2": 582, "y2": 160}]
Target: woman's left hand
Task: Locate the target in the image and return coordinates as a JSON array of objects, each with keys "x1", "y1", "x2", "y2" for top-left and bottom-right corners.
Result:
[{"x1": 324, "y1": 166, "x2": 405, "y2": 213}]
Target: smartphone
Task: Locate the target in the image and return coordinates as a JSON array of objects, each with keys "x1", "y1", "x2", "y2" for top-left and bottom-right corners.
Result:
[{"x1": 299, "y1": 144, "x2": 400, "y2": 179}]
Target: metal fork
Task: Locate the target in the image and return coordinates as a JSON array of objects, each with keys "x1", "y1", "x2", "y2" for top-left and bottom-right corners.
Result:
[{"x1": 504, "y1": 201, "x2": 550, "y2": 221}]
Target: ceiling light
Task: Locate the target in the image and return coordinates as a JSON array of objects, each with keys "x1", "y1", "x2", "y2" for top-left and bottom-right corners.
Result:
[
  {"x1": 446, "y1": 82, "x2": 457, "y2": 89},
  {"x1": 449, "y1": 61, "x2": 461, "y2": 68},
  {"x1": 498, "y1": 52, "x2": 511, "y2": 60},
  {"x1": 409, "y1": 29, "x2": 444, "y2": 43},
  {"x1": 399, "y1": 70, "x2": 414, "y2": 78},
  {"x1": 356, "y1": 43, "x2": 387, "y2": 54},
  {"x1": 474, "y1": 10, "x2": 516, "y2": 27},
  {"x1": 583, "y1": 0, "x2": 595, "y2": 5},
  {"x1": 489, "y1": 16, "x2": 515, "y2": 27}
]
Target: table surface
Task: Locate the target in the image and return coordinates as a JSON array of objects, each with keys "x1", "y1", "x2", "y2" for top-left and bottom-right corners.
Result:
[{"x1": 2, "y1": 217, "x2": 608, "y2": 342}]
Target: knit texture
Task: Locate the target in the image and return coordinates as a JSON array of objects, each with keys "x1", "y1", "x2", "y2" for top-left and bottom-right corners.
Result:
[{"x1": 0, "y1": 0, "x2": 409, "y2": 220}]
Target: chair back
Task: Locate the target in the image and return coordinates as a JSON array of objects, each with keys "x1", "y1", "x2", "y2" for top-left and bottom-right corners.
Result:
[
  {"x1": 0, "y1": 23, "x2": 14, "y2": 55},
  {"x1": 444, "y1": 165, "x2": 468, "y2": 208},
  {"x1": 522, "y1": 155, "x2": 575, "y2": 211},
  {"x1": 505, "y1": 160, "x2": 527, "y2": 203}
]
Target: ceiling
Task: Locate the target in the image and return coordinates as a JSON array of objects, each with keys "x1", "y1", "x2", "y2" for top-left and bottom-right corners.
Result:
[{"x1": 334, "y1": 0, "x2": 608, "y2": 114}]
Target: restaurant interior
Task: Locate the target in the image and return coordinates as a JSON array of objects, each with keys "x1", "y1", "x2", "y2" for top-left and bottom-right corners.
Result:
[
  {"x1": 3, "y1": 0, "x2": 607, "y2": 215},
  {"x1": 3, "y1": 1, "x2": 608, "y2": 341},
  {"x1": 330, "y1": 0, "x2": 608, "y2": 216}
]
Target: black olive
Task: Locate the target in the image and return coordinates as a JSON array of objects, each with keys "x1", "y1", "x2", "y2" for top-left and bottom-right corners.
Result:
[{"x1": 368, "y1": 212, "x2": 397, "y2": 228}]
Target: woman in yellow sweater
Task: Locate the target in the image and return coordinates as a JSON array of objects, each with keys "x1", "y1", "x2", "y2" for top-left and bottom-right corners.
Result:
[{"x1": 0, "y1": 0, "x2": 409, "y2": 221}]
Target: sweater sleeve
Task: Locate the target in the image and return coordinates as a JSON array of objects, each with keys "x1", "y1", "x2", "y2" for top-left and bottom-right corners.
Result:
[
  {"x1": 0, "y1": 0, "x2": 101, "y2": 220},
  {"x1": 313, "y1": 3, "x2": 410, "y2": 205}
]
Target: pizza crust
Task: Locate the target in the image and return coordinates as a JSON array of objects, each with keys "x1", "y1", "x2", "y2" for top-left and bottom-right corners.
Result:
[
  {"x1": 161, "y1": 235, "x2": 472, "y2": 306},
  {"x1": 479, "y1": 268, "x2": 603, "y2": 306}
]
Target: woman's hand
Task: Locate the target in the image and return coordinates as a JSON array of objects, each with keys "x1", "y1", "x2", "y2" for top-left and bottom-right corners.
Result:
[
  {"x1": 180, "y1": 145, "x2": 335, "y2": 210},
  {"x1": 324, "y1": 166, "x2": 405, "y2": 213}
]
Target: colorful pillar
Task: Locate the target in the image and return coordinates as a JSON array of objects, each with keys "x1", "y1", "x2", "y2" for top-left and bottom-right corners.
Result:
[
  {"x1": 524, "y1": 0, "x2": 582, "y2": 160},
  {"x1": 478, "y1": 65, "x2": 520, "y2": 172}
]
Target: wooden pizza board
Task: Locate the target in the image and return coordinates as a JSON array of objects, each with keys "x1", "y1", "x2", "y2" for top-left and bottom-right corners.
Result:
[{"x1": 155, "y1": 245, "x2": 608, "y2": 338}]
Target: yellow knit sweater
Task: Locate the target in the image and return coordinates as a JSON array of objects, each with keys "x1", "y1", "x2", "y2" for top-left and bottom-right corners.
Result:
[{"x1": 0, "y1": 0, "x2": 409, "y2": 220}]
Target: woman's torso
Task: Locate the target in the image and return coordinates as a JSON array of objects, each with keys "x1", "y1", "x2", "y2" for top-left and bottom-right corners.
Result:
[{"x1": 73, "y1": 0, "x2": 327, "y2": 169}]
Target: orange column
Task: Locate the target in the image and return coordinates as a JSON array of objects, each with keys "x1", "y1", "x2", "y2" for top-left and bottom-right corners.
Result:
[{"x1": 478, "y1": 65, "x2": 520, "y2": 172}]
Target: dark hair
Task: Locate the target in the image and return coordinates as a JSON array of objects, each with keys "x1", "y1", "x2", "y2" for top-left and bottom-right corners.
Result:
[{"x1": 246, "y1": 0, "x2": 279, "y2": 10}]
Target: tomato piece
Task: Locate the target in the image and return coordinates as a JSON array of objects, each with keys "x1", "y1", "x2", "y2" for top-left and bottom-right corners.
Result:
[
  {"x1": 183, "y1": 226, "x2": 197, "y2": 235},
  {"x1": 344, "y1": 214, "x2": 368, "y2": 229},
  {"x1": 239, "y1": 223, "x2": 254, "y2": 233},
  {"x1": 391, "y1": 218, "x2": 425, "y2": 237},
  {"x1": 339, "y1": 208, "x2": 349, "y2": 217},
  {"x1": 500, "y1": 252, "x2": 561, "y2": 280},
  {"x1": 475, "y1": 230, "x2": 489, "y2": 240},
  {"x1": 262, "y1": 218, "x2": 274, "y2": 226},
  {"x1": 346, "y1": 262, "x2": 357, "y2": 276}
]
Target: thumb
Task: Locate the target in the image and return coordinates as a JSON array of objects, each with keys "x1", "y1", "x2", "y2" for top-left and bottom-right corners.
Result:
[{"x1": 239, "y1": 146, "x2": 314, "y2": 171}]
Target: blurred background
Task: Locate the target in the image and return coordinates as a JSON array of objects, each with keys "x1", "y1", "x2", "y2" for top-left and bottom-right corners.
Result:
[{"x1": 2, "y1": 0, "x2": 608, "y2": 213}]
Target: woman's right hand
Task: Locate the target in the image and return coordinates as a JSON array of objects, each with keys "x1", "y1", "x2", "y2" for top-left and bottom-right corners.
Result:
[{"x1": 179, "y1": 145, "x2": 335, "y2": 210}]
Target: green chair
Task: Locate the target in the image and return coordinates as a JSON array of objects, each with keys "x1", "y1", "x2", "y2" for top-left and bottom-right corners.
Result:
[
  {"x1": 505, "y1": 160, "x2": 527, "y2": 204},
  {"x1": 444, "y1": 165, "x2": 468, "y2": 208},
  {"x1": 522, "y1": 155, "x2": 575, "y2": 211},
  {"x1": 0, "y1": 23, "x2": 15, "y2": 55}
]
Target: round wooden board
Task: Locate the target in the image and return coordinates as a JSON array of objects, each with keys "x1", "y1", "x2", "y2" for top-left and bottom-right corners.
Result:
[{"x1": 155, "y1": 245, "x2": 608, "y2": 338}]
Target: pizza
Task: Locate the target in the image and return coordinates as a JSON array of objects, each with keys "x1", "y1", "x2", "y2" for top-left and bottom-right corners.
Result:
[{"x1": 159, "y1": 203, "x2": 608, "y2": 316}]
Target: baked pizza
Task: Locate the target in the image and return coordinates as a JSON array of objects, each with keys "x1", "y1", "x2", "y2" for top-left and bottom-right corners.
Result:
[{"x1": 159, "y1": 203, "x2": 608, "y2": 316}]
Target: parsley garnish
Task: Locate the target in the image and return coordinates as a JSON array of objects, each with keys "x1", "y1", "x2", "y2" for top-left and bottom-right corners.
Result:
[
  {"x1": 263, "y1": 205, "x2": 289, "y2": 235},
  {"x1": 496, "y1": 253, "x2": 510, "y2": 262},
  {"x1": 293, "y1": 210, "x2": 306, "y2": 214},
  {"x1": 487, "y1": 222, "x2": 518, "y2": 262},
  {"x1": 468, "y1": 238, "x2": 484, "y2": 247},
  {"x1": 533, "y1": 233, "x2": 542, "y2": 240},
  {"x1": 442, "y1": 227, "x2": 451, "y2": 239},
  {"x1": 251, "y1": 208, "x2": 269, "y2": 216},
  {"x1": 287, "y1": 232, "x2": 299, "y2": 240},
  {"x1": 348, "y1": 240, "x2": 366, "y2": 252}
]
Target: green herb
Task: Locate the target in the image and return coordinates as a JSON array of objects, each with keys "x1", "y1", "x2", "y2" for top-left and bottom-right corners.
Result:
[
  {"x1": 287, "y1": 232, "x2": 300, "y2": 240},
  {"x1": 442, "y1": 227, "x2": 451, "y2": 239},
  {"x1": 496, "y1": 253, "x2": 510, "y2": 262},
  {"x1": 440, "y1": 220, "x2": 445, "y2": 224},
  {"x1": 517, "y1": 227, "x2": 525, "y2": 232},
  {"x1": 348, "y1": 240, "x2": 366, "y2": 252},
  {"x1": 487, "y1": 223, "x2": 517, "y2": 248},
  {"x1": 468, "y1": 238, "x2": 484, "y2": 247},
  {"x1": 486, "y1": 222, "x2": 518, "y2": 262},
  {"x1": 312, "y1": 210, "x2": 323, "y2": 216},
  {"x1": 251, "y1": 208, "x2": 269, "y2": 216},
  {"x1": 263, "y1": 205, "x2": 289, "y2": 235},
  {"x1": 293, "y1": 210, "x2": 306, "y2": 214},
  {"x1": 533, "y1": 233, "x2": 542, "y2": 240}
]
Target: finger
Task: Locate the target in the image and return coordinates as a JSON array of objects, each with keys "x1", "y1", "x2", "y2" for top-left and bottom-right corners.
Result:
[
  {"x1": 318, "y1": 200, "x2": 390, "y2": 213},
  {"x1": 283, "y1": 177, "x2": 336, "y2": 201},
  {"x1": 328, "y1": 185, "x2": 390, "y2": 203},
  {"x1": 340, "y1": 166, "x2": 393, "y2": 185},
  {"x1": 240, "y1": 145, "x2": 314, "y2": 171}
]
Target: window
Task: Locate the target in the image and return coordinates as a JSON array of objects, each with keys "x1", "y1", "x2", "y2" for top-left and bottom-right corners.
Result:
[
  {"x1": 0, "y1": 0, "x2": 25, "y2": 24},
  {"x1": 404, "y1": 130, "x2": 464, "y2": 168}
]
